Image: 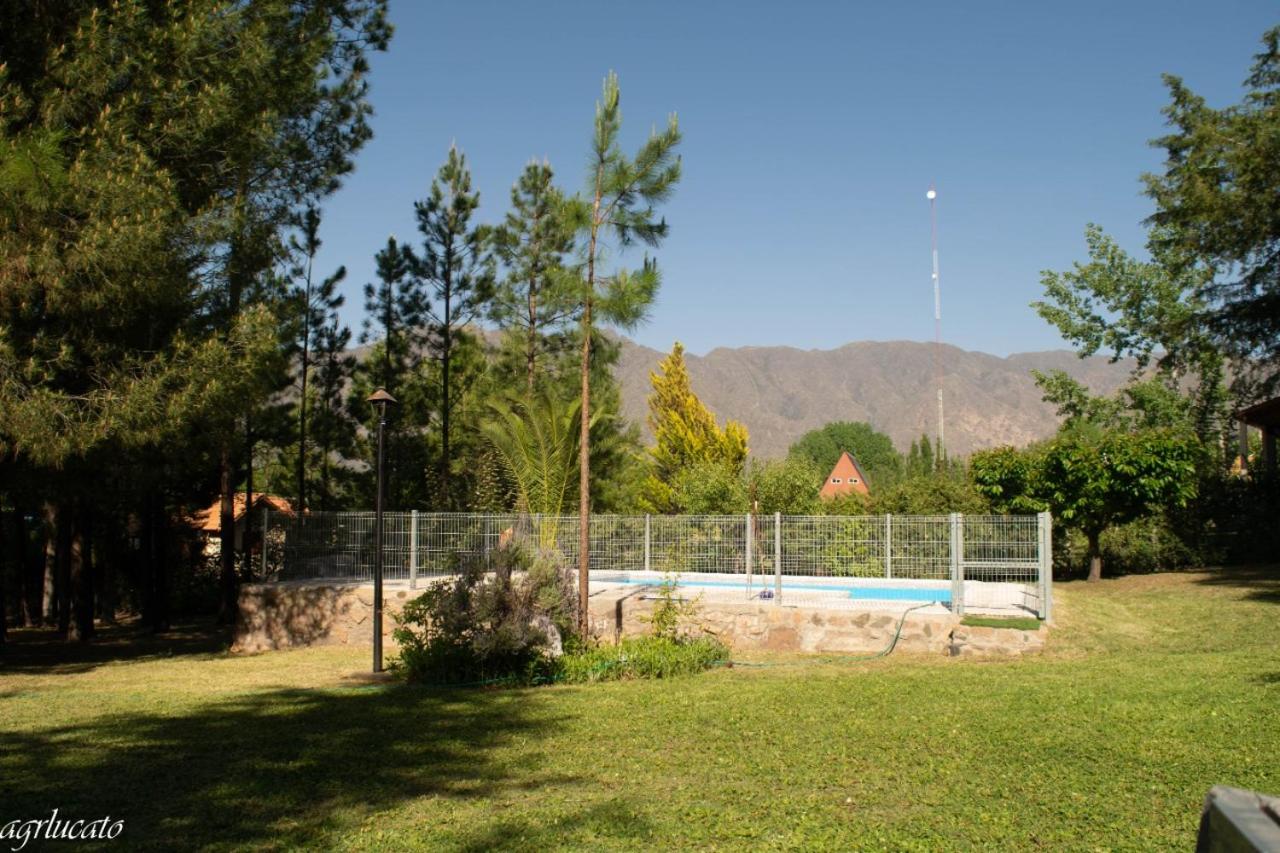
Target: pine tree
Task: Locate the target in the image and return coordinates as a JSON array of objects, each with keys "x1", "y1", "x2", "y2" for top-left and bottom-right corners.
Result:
[
  {"x1": 640, "y1": 343, "x2": 748, "y2": 512},
  {"x1": 290, "y1": 207, "x2": 347, "y2": 514},
  {"x1": 0, "y1": 1, "x2": 389, "y2": 636},
  {"x1": 201, "y1": 0, "x2": 390, "y2": 624},
  {"x1": 491, "y1": 161, "x2": 578, "y2": 394},
  {"x1": 1144, "y1": 25, "x2": 1280, "y2": 394},
  {"x1": 406, "y1": 146, "x2": 495, "y2": 510},
  {"x1": 362, "y1": 237, "x2": 421, "y2": 393},
  {"x1": 572, "y1": 72, "x2": 681, "y2": 633},
  {"x1": 310, "y1": 312, "x2": 357, "y2": 510}
]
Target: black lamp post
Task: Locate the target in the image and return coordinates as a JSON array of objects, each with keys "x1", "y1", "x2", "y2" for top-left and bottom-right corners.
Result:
[{"x1": 367, "y1": 387, "x2": 397, "y2": 672}]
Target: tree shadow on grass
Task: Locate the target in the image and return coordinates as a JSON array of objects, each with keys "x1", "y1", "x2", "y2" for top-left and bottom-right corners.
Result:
[
  {"x1": 0, "y1": 682, "x2": 592, "y2": 850},
  {"x1": 453, "y1": 799, "x2": 655, "y2": 852},
  {"x1": 0, "y1": 618, "x2": 230, "y2": 677},
  {"x1": 1192, "y1": 564, "x2": 1280, "y2": 605}
]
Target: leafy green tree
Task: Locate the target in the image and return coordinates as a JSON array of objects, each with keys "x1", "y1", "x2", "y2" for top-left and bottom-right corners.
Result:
[
  {"x1": 641, "y1": 342, "x2": 748, "y2": 512},
  {"x1": 788, "y1": 421, "x2": 902, "y2": 489},
  {"x1": 1032, "y1": 228, "x2": 1231, "y2": 457},
  {"x1": 1144, "y1": 26, "x2": 1280, "y2": 394},
  {"x1": 407, "y1": 146, "x2": 496, "y2": 509},
  {"x1": 491, "y1": 161, "x2": 578, "y2": 393},
  {"x1": 749, "y1": 457, "x2": 823, "y2": 515},
  {"x1": 572, "y1": 72, "x2": 681, "y2": 631},
  {"x1": 905, "y1": 434, "x2": 937, "y2": 477},
  {"x1": 1034, "y1": 368, "x2": 1226, "y2": 468},
  {"x1": 970, "y1": 446, "x2": 1049, "y2": 514},
  {"x1": 1034, "y1": 225, "x2": 1213, "y2": 374},
  {"x1": 870, "y1": 474, "x2": 989, "y2": 516},
  {"x1": 672, "y1": 462, "x2": 749, "y2": 515},
  {"x1": 1039, "y1": 427, "x2": 1198, "y2": 581}
]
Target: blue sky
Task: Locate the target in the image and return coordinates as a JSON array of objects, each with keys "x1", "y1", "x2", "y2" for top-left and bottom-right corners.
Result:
[{"x1": 314, "y1": 1, "x2": 1276, "y2": 357}]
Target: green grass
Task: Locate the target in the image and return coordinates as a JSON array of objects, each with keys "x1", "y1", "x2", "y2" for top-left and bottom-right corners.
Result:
[
  {"x1": 2, "y1": 568, "x2": 1278, "y2": 850},
  {"x1": 555, "y1": 635, "x2": 730, "y2": 683},
  {"x1": 961, "y1": 614, "x2": 1043, "y2": 630}
]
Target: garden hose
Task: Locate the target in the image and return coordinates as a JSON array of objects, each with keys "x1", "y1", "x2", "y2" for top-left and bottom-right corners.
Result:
[{"x1": 724, "y1": 601, "x2": 936, "y2": 669}]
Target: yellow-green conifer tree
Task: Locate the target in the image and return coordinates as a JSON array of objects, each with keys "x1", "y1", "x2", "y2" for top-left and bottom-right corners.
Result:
[{"x1": 641, "y1": 343, "x2": 748, "y2": 512}]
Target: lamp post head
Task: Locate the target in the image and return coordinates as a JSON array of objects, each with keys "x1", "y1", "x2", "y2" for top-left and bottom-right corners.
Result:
[
  {"x1": 367, "y1": 387, "x2": 397, "y2": 417},
  {"x1": 926, "y1": 188, "x2": 937, "y2": 200}
]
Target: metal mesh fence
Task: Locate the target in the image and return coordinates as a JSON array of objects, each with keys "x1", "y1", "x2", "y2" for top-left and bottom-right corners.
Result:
[{"x1": 261, "y1": 510, "x2": 1052, "y2": 618}]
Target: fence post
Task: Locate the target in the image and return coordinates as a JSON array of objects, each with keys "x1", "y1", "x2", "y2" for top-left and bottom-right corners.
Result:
[
  {"x1": 884, "y1": 513, "x2": 892, "y2": 579},
  {"x1": 774, "y1": 512, "x2": 782, "y2": 604},
  {"x1": 1038, "y1": 511, "x2": 1053, "y2": 622},
  {"x1": 409, "y1": 509, "x2": 419, "y2": 590},
  {"x1": 949, "y1": 513, "x2": 965, "y2": 616},
  {"x1": 744, "y1": 512, "x2": 753, "y2": 596},
  {"x1": 644, "y1": 514, "x2": 651, "y2": 573}
]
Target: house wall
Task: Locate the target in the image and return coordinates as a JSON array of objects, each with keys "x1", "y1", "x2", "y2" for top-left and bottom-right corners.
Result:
[{"x1": 819, "y1": 453, "x2": 871, "y2": 500}]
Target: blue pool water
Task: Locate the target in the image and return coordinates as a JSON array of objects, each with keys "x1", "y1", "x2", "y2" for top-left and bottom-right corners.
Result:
[{"x1": 602, "y1": 576, "x2": 951, "y2": 603}]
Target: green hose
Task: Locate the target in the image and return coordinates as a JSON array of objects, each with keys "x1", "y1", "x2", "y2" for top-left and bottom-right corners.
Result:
[{"x1": 725, "y1": 601, "x2": 936, "y2": 669}]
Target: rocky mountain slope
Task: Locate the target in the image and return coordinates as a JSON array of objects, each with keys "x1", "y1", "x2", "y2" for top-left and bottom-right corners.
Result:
[{"x1": 614, "y1": 339, "x2": 1134, "y2": 458}]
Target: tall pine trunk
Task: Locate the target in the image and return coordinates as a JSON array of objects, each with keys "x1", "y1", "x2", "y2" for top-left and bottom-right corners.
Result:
[
  {"x1": 439, "y1": 241, "x2": 454, "y2": 511},
  {"x1": 218, "y1": 442, "x2": 238, "y2": 623},
  {"x1": 41, "y1": 502, "x2": 56, "y2": 624},
  {"x1": 526, "y1": 276, "x2": 538, "y2": 394},
  {"x1": 68, "y1": 502, "x2": 93, "y2": 643},
  {"x1": 577, "y1": 300, "x2": 592, "y2": 637},
  {"x1": 577, "y1": 174, "x2": 601, "y2": 637},
  {"x1": 13, "y1": 507, "x2": 38, "y2": 627},
  {"x1": 55, "y1": 504, "x2": 71, "y2": 636},
  {"x1": 440, "y1": 306, "x2": 451, "y2": 510},
  {"x1": 297, "y1": 278, "x2": 311, "y2": 516},
  {"x1": 244, "y1": 423, "x2": 255, "y2": 582},
  {"x1": 155, "y1": 508, "x2": 170, "y2": 632},
  {"x1": 0, "y1": 510, "x2": 7, "y2": 645},
  {"x1": 142, "y1": 492, "x2": 170, "y2": 633}
]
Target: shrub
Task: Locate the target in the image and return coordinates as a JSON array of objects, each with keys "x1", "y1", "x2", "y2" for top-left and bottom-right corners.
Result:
[
  {"x1": 392, "y1": 542, "x2": 576, "y2": 685},
  {"x1": 643, "y1": 574, "x2": 703, "y2": 640},
  {"x1": 748, "y1": 456, "x2": 823, "y2": 514},
  {"x1": 870, "y1": 473, "x2": 989, "y2": 515},
  {"x1": 672, "y1": 461, "x2": 748, "y2": 514},
  {"x1": 555, "y1": 636, "x2": 729, "y2": 683}
]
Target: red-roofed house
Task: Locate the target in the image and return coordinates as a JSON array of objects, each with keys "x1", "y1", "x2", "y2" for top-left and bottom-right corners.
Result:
[
  {"x1": 194, "y1": 493, "x2": 294, "y2": 557},
  {"x1": 819, "y1": 451, "x2": 871, "y2": 500}
]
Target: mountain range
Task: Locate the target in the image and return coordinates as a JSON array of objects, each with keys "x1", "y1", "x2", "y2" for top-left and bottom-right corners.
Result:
[{"x1": 613, "y1": 339, "x2": 1136, "y2": 459}]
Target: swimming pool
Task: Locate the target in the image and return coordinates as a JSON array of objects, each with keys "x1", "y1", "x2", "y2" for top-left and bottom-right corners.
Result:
[{"x1": 598, "y1": 575, "x2": 952, "y2": 603}]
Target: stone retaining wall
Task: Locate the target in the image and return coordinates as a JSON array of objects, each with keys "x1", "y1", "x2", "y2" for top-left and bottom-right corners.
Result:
[{"x1": 232, "y1": 582, "x2": 1044, "y2": 658}]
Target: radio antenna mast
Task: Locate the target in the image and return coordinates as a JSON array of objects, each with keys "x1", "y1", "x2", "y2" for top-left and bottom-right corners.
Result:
[{"x1": 928, "y1": 184, "x2": 944, "y2": 462}]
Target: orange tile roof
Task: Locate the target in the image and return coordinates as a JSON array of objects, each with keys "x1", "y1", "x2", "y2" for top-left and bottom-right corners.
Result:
[{"x1": 194, "y1": 494, "x2": 294, "y2": 533}]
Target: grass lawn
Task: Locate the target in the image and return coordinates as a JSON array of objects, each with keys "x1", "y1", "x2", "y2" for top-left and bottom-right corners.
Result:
[
  {"x1": 960, "y1": 615, "x2": 1043, "y2": 631},
  {"x1": 2, "y1": 568, "x2": 1278, "y2": 850}
]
